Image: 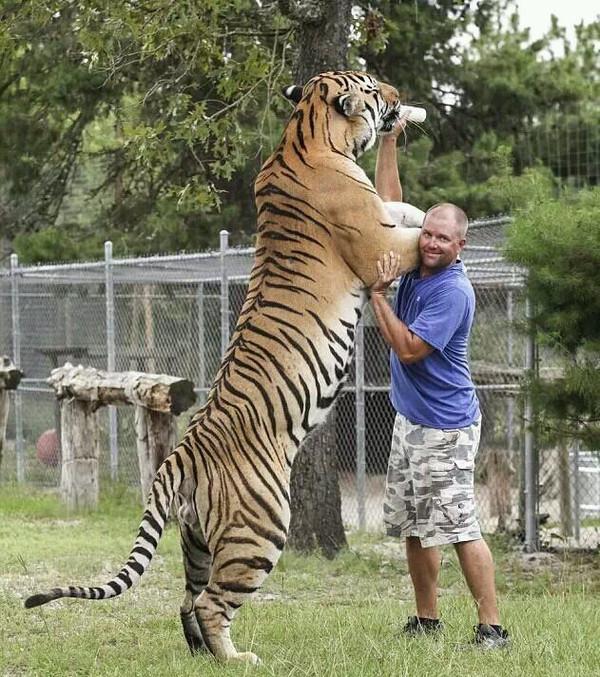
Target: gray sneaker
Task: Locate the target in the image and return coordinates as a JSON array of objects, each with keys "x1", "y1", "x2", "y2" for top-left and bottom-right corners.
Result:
[
  {"x1": 402, "y1": 616, "x2": 444, "y2": 636},
  {"x1": 473, "y1": 623, "x2": 510, "y2": 649}
]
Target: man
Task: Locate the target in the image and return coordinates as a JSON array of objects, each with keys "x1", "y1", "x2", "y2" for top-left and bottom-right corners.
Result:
[{"x1": 370, "y1": 120, "x2": 509, "y2": 649}]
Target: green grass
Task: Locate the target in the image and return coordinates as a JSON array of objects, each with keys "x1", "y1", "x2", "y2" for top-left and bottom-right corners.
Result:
[
  {"x1": 2, "y1": 485, "x2": 600, "y2": 676},
  {"x1": 580, "y1": 517, "x2": 600, "y2": 529}
]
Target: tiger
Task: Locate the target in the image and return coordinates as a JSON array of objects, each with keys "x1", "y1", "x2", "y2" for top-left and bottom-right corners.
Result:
[{"x1": 25, "y1": 70, "x2": 425, "y2": 664}]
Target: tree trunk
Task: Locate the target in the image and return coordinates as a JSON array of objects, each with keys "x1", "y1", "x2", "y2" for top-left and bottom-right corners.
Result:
[
  {"x1": 279, "y1": 0, "x2": 353, "y2": 557},
  {"x1": 287, "y1": 406, "x2": 347, "y2": 558},
  {"x1": 48, "y1": 364, "x2": 194, "y2": 510},
  {"x1": 279, "y1": 0, "x2": 353, "y2": 83}
]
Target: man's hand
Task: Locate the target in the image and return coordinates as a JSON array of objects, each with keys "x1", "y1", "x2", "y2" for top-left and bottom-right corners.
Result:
[
  {"x1": 371, "y1": 251, "x2": 404, "y2": 297},
  {"x1": 369, "y1": 251, "x2": 434, "y2": 363},
  {"x1": 380, "y1": 111, "x2": 410, "y2": 140}
]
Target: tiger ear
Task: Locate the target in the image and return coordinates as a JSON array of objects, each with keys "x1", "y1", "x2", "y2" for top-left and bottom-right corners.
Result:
[
  {"x1": 282, "y1": 85, "x2": 303, "y2": 104},
  {"x1": 335, "y1": 93, "x2": 365, "y2": 118}
]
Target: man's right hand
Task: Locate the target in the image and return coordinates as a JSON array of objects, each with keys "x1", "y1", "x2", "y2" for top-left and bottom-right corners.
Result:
[{"x1": 371, "y1": 251, "x2": 404, "y2": 297}]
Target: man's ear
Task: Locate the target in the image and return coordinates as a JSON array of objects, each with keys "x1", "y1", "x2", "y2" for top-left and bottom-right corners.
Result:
[
  {"x1": 281, "y1": 85, "x2": 303, "y2": 104},
  {"x1": 334, "y1": 92, "x2": 365, "y2": 117}
]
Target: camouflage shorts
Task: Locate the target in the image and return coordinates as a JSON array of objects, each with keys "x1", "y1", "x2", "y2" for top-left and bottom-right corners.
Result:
[{"x1": 383, "y1": 413, "x2": 482, "y2": 548}]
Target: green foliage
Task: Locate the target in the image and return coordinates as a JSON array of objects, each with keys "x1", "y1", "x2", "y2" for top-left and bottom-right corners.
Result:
[
  {"x1": 514, "y1": 109, "x2": 600, "y2": 188},
  {"x1": 2, "y1": 0, "x2": 600, "y2": 260},
  {"x1": 359, "y1": 0, "x2": 599, "y2": 215},
  {"x1": 361, "y1": 134, "x2": 557, "y2": 218},
  {"x1": 12, "y1": 225, "x2": 103, "y2": 263},
  {"x1": 1, "y1": 0, "x2": 292, "y2": 257},
  {"x1": 506, "y1": 187, "x2": 600, "y2": 446},
  {"x1": 507, "y1": 188, "x2": 600, "y2": 350}
]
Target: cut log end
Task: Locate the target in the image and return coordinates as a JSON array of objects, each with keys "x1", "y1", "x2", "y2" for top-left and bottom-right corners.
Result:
[
  {"x1": 169, "y1": 380, "x2": 196, "y2": 415},
  {"x1": 0, "y1": 355, "x2": 23, "y2": 390}
]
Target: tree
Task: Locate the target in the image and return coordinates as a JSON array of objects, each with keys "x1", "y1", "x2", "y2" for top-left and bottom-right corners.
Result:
[
  {"x1": 279, "y1": 0, "x2": 352, "y2": 81},
  {"x1": 3, "y1": 0, "x2": 599, "y2": 261},
  {"x1": 0, "y1": 2, "x2": 115, "y2": 247},
  {"x1": 505, "y1": 184, "x2": 600, "y2": 450},
  {"x1": 278, "y1": 0, "x2": 352, "y2": 557},
  {"x1": 0, "y1": 0, "x2": 291, "y2": 258},
  {"x1": 357, "y1": 1, "x2": 599, "y2": 216}
]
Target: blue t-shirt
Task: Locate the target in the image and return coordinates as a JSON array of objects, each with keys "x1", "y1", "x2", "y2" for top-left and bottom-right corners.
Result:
[{"x1": 389, "y1": 261, "x2": 480, "y2": 428}]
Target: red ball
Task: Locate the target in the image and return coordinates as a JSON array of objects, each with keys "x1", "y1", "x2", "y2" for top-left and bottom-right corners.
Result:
[{"x1": 36, "y1": 429, "x2": 60, "y2": 467}]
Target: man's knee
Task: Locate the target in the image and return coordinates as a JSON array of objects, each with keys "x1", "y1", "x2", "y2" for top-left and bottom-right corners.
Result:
[{"x1": 453, "y1": 537, "x2": 494, "y2": 562}]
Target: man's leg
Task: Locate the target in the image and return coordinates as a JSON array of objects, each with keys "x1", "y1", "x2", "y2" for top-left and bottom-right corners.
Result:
[
  {"x1": 454, "y1": 538, "x2": 500, "y2": 625},
  {"x1": 406, "y1": 536, "x2": 441, "y2": 619}
]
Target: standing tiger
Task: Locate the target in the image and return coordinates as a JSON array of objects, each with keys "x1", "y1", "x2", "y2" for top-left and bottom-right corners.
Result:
[{"x1": 25, "y1": 71, "x2": 425, "y2": 664}]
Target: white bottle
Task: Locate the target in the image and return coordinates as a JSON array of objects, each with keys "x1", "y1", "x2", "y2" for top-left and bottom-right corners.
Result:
[{"x1": 398, "y1": 105, "x2": 426, "y2": 123}]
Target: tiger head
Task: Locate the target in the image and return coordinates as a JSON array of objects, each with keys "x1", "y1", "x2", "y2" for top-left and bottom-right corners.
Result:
[
  {"x1": 282, "y1": 71, "x2": 404, "y2": 159},
  {"x1": 260, "y1": 70, "x2": 422, "y2": 290}
]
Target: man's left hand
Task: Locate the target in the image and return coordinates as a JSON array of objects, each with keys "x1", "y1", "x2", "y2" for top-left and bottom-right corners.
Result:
[{"x1": 380, "y1": 111, "x2": 410, "y2": 139}]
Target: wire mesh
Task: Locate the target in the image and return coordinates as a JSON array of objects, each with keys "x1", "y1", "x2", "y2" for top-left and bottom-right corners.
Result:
[
  {"x1": 0, "y1": 222, "x2": 596, "y2": 548},
  {"x1": 516, "y1": 114, "x2": 600, "y2": 188}
]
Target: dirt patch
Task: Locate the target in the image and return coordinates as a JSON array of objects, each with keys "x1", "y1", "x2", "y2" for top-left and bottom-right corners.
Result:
[{"x1": 513, "y1": 550, "x2": 563, "y2": 573}]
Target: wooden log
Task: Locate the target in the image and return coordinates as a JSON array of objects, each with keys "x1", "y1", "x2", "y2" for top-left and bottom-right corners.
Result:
[
  {"x1": 135, "y1": 405, "x2": 178, "y2": 502},
  {"x1": 48, "y1": 363, "x2": 195, "y2": 415},
  {"x1": 60, "y1": 398, "x2": 101, "y2": 510},
  {"x1": 0, "y1": 356, "x2": 23, "y2": 475}
]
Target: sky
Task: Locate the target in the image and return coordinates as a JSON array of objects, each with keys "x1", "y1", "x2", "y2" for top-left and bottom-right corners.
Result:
[{"x1": 514, "y1": 0, "x2": 599, "y2": 40}]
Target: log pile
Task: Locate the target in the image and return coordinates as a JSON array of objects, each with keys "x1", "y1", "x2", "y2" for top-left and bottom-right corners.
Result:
[{"x1": 48, "y1": 363, "x2": 195, "y2": 509}]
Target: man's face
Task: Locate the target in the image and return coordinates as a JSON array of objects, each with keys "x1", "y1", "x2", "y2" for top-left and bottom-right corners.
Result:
[{"x1": 418, "y1": 210, "x2": 466, "y2": 275}]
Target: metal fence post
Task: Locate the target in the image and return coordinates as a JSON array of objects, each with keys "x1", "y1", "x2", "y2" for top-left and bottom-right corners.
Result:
[
  {"x1": 572, "y1": 438, "x2": 581, "y2": 543},
  {"x1": 524, "y1": 294, "x2": 539, "y2": 552},
  {"x1": 197, "y1": 281, "x2": 206, "y2": 401},
  {"x1": 220, "y1": 230, "x2": 230, "y2": 357},
  {"x1": 355, "y1": 316, "x2": 366, "y2": 530},
  {"x1": 10, "y1": 253, "x2": 24, "y2": 482},
  {"x1": 104, "y1": 241, "x2": 118, "y2": 481},
  {"x1": 506, "y1": 290, "x2": 515, "y2": 469}
]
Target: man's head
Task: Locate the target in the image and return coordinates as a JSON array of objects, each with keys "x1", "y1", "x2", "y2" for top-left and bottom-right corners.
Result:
[{"x1": 419, "y1": 203, "x2": 468, "y2": 277}]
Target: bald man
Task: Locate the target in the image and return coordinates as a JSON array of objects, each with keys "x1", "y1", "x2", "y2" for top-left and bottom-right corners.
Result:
[{"x1": 370, "y1": 123, "x2": 509, "y2": 649}]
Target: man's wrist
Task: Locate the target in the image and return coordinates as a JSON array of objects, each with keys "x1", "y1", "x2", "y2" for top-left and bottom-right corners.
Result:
[{"x1": 380, "y1": 134, "x2": 398, "y2": 145}]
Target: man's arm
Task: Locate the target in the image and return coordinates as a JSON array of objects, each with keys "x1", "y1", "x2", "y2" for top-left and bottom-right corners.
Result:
[
  {"x1": 370, "y1": 252, "x2": 433, "y2": 365},
  {"x1": 375, "y1": 116, "x2": 407, "y2": 202}
]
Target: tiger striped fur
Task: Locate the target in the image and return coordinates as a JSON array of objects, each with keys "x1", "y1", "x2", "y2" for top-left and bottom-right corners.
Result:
[{"x1": 25, "y1": 71, "x2": 424, "y2": 664}]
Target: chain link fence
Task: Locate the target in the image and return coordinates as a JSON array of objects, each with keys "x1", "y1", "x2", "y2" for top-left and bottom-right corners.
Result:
[{"x1": 1, "y1": 219, "x2": 597, "y2": 549}]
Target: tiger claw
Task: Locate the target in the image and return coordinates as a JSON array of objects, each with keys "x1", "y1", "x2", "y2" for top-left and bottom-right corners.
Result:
[{"x1": 229, "y1": 651, "x2": 261, "y2": 665}]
